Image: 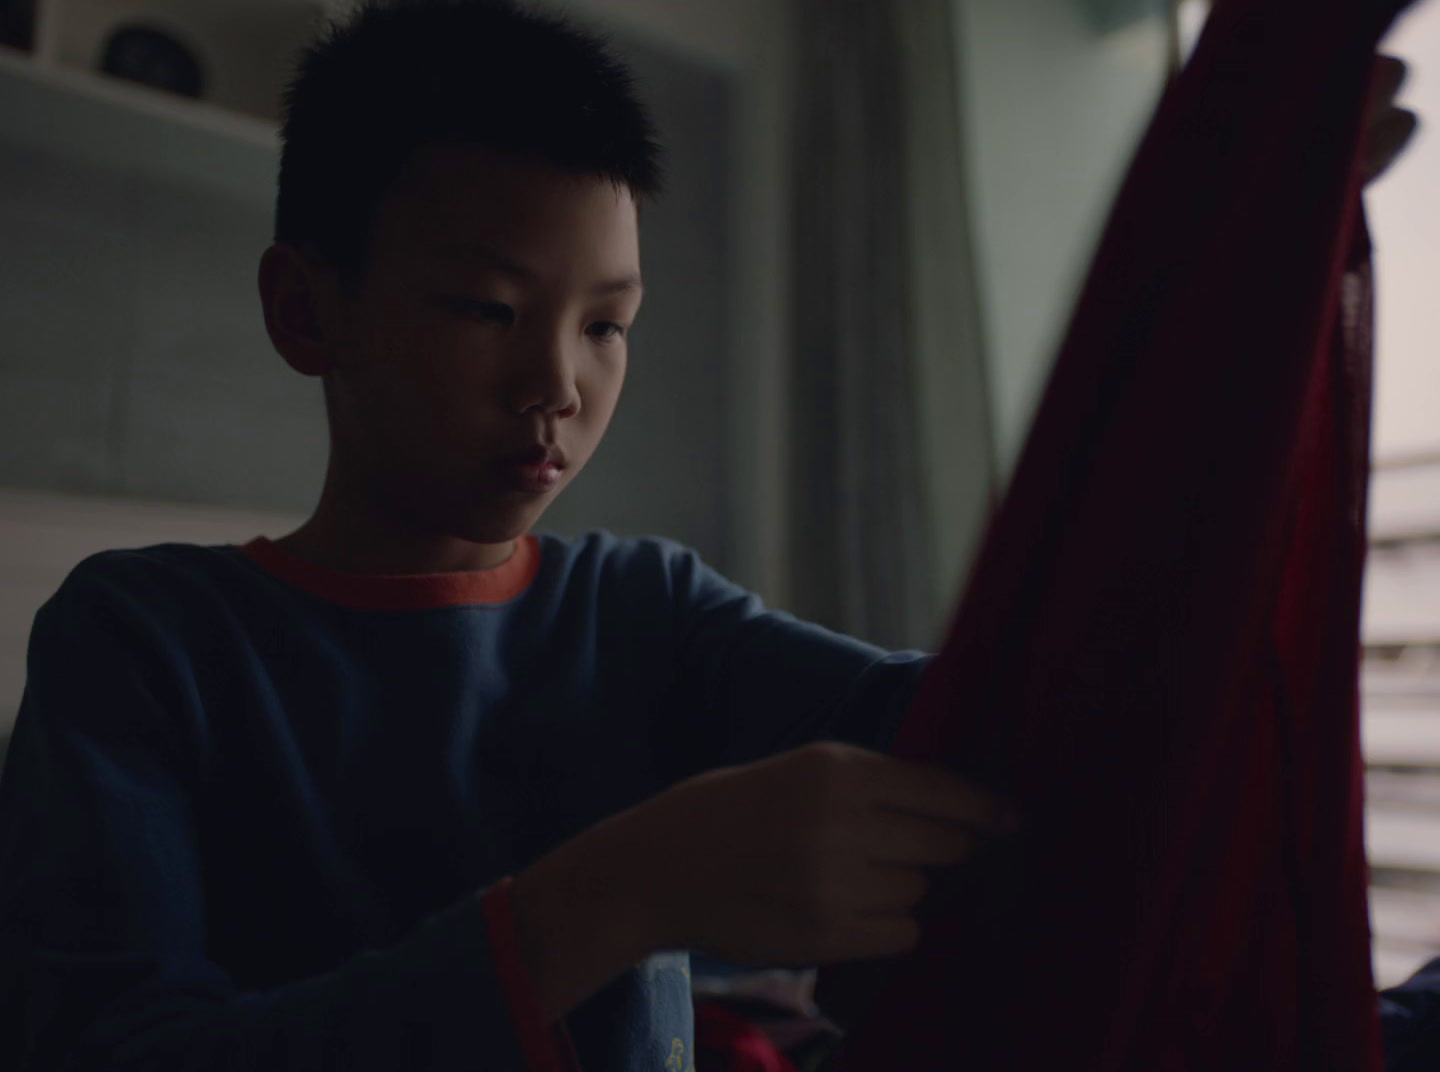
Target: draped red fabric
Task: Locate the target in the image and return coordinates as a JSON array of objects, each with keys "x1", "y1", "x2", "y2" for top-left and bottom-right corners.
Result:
[{"x1": 820, "y1": 0, "x2": 1413, "y2": 1067}]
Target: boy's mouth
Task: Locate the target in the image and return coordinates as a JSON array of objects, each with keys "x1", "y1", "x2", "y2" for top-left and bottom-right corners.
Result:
[{"x1": 497, "y1": 444, "x2": 567, "y2": 494}]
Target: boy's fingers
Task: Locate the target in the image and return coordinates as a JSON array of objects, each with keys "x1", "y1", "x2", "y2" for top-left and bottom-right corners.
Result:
[
  {"x1": 864, "y1": 813, "x2": 976, "y2": 868},
  {"x1": 1365, "y1": 106, "x2": 1420, "y2": 184},
  {"x1": 1374, "y1": 106, "x2": 1419, "y2": 154},
  {"x1": 824, "y1": 917, "x2": 921, "y2": 963},
  {"x1": 865, "y1": 757, "x2": 1016, "y2": 834},
  {"x1": 1373, "y1": 54, "x2": 1408, "y2": 112},
  {"x1": 851, "y1": 864, "x2": 929, "y2": 914}
]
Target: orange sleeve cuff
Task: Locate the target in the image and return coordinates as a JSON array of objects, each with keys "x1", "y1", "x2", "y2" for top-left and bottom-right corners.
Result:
[{"x1": 481, "y1": 877, "x2": 583, "y2": 1072}]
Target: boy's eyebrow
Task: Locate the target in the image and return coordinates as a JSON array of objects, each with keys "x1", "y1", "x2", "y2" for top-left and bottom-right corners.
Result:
[{"x1": 436, "y1": 242, "x2": 643, "y2": 297}]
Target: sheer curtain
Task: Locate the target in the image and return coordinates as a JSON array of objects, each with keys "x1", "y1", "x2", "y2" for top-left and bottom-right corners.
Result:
[{"x1": 785, "y1": 0, "x2": 994, "y2": 651}]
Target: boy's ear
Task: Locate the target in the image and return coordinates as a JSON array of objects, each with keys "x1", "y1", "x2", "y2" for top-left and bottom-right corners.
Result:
[{"x1": 258, "y1": 243, "x2": 344, "y2": 377}]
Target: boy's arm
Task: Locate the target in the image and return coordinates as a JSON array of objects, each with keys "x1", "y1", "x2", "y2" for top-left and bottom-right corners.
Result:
[
  {"x1": 0, "y1": 570, "x2": 560, "y2": 1072},
  {"x1": 655, "y1": 542, "x2": 931, "y2": 773}
]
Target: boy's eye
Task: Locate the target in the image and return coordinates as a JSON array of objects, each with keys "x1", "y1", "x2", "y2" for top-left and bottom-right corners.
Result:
[
  {"x1": 444, "y1": 298, "x2": 514, "y2": 323},
  {"x1": 588, "y1": 322, "x2": 627, "y2": 343},
  {"x1": 439, "y1": 298, "x2": 625, "y2": 342}
]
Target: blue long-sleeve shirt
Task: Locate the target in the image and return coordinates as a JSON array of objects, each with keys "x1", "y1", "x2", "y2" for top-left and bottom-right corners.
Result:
[
  {"x1": 0, "y1": 530, "x2": 928, "y2": 1072},
  {"x1": 1382, "y1": 957, "x2": 1440, "y2": 1070}
]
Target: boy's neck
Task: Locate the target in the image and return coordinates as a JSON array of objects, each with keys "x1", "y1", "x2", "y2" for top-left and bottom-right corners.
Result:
[{"x1": 275, "y1": 504, "x2": 519, "y2": 577}]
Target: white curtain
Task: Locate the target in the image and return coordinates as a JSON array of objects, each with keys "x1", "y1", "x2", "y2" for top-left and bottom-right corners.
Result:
[{"x1": 785, "y1": 0, "x2": 995, "y2": 651}]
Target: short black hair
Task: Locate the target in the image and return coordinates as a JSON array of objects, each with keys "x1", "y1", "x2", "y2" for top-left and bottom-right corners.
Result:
[{"x1": 275, "y1": 0, "x2": 665, "y2": 280}]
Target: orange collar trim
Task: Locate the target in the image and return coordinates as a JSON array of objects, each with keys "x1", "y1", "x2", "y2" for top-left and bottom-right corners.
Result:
[{"x1": 238, "y1": 534, "x2": 542, "y2": 610}]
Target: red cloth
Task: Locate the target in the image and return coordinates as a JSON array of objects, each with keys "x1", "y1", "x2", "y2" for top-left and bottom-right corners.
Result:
[
  {"x1": 693, "y1": 1002, "x2": 801, "y2": 1072},
  {"x1": 821, "y1": 0, "x2": 1412, "y2": 1067},
  {"x1": 482, "y1": 878, "x2": 583, "y2": 1072}
]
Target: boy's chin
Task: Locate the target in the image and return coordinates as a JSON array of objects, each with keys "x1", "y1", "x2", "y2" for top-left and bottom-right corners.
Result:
[{"x1": 450, "y1": 497, "x2": 554, "y2": 545}]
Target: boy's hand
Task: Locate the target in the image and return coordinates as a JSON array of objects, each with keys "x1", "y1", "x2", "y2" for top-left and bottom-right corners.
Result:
[
  {"x1": 1364, "y1": 55, "x2": 1419, "y2": 187},
  {"x1": 508, "y1": 741, "x2": 1014, "y2": 1020},
  {"x1": 631, "y1": 741, "x2": 1015, "y2": 965}
]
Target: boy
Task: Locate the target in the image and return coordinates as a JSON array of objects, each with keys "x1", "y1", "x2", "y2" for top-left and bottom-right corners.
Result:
[{"x1": 0, "y1": 2, "x2": 1012, "y2": 1069}]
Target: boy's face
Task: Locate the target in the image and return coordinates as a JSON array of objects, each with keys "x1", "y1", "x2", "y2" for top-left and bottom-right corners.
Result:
[{"x1": 323, "y1": 144, "x2": 642, "y2": 546}]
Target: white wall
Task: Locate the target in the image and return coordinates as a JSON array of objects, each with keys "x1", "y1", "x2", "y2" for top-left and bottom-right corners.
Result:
[
  {"x1": 569, "y1": 0, "x2": 1176, "y2": 592},
  {"x1": 545, "y1": 0, "x2": 795, "y2": 604},
  {"x1": 954, "y1": 0, "x2": 1171, "y2": 473},
  {"x1": 1370, "y1": 3, "x2": 1440, "y2": 463},
  {"x1": 551, "y1": 0, "x2": 761, "y2": 71},
  {"x1": 0, "y1": 489, "x2": 304, "y2": 733}
]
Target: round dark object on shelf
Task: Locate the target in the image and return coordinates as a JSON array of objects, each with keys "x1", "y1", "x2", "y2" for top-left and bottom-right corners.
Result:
[
  {"x1": 99, "y1": 24, "x2": 205, "y2": 99},
  {"x1": 0, "y1": 0, "x2": 38, "y2": 52}
]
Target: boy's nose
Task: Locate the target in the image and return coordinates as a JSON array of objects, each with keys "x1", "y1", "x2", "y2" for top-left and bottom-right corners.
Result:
[{"x1": 504, "y1": 337, "x2": 582, "y2": 419}]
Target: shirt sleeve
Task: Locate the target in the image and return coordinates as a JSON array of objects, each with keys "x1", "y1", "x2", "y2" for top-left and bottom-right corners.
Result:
[
  {"x1": 657, "y1": 541, "x2": 933, "y2": 773},
  {"x1": 0, "y1": 563, "x2": 565, "y2": 1072},
  {"x1": 1380, "y1": 957, "x2": 1440, "y2": 1071}
]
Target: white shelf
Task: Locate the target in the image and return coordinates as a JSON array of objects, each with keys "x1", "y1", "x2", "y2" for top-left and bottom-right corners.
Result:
[
  {"x1": 41, "y1": 0, "x2": 329, "y2": 118},
  {"x1": 0, "y1": 42, "x2": 276, "y2": 144},
  {"x1": 0, "y1": 42, "x2": 277, "y2": 204},
  {"x1": 0, "y1": 0, "x2": 349, "y2": 203}
]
